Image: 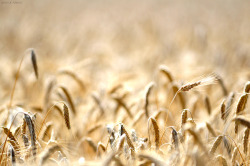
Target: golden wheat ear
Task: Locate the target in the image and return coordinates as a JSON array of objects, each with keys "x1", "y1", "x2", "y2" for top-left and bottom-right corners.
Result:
[
  {"x1": 31, "y1": 49, "x2": 39, "y2": 79},
  {"x1": 216, "y1": 155, "x2": 228, "y2": 166},
  {"x1": 209, "y1": 135, "x2": 223, "y2": 155},
  {"x1": 63, "y1": 103, "x2": 71, "y2": 130},
  {"x1": 148, "y1": 117, "x2": 160, "y2": 150},
  {"x1": 24, "y1": 113, "x2": 37, "y2": 158}
]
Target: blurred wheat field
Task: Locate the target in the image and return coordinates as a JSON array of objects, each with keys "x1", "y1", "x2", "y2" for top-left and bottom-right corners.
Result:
[{"x1": 0, "y1": 0, "x2": 250, "y2": 165}]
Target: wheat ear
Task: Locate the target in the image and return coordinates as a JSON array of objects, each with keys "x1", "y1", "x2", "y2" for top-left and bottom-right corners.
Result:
[
  {"x1": 209, "y1": 135, "x2": 223, "y2": 155},
  {"x1": 24, "y1": 114, "x2": 37, "y2": 158},
  {"x1": 243, "y1": 128, "x2": 249, "y2": 155},
  {"x1": 148, "y1": 117, "x2": 160, "y2": 150},
  {"x1": 31, "y1": 50, "x2": 39, "y2": 79},
  {"x1": 145, "y1": 82, "x2": 154, "y2": 118}
]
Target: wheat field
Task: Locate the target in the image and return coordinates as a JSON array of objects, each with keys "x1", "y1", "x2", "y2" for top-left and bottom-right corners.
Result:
[{"x1": 0, "y1": 0, "x2": 250, "y2": 165}]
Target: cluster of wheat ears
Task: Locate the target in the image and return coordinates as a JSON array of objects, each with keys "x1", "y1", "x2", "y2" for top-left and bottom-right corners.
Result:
[{"x1": 0, "y1": 49, "x2": 249, "y2": 166}]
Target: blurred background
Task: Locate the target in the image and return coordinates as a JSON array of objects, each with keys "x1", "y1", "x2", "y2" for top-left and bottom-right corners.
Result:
[{"x1": 0, "y1": 0, "x2": 250, "y2": 104}]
